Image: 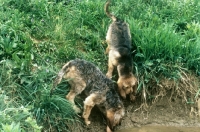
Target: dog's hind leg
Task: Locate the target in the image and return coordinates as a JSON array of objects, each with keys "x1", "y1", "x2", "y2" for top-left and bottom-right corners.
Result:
[
  {"x1": 66, "y1": 83, "x2": 77, "y2": 104},
  {"x1": 106, "y1": 56, "x2": 115, "y2": 78},
  {"x1": 82, "y1": 93, "x2": 97, "y2": 125},
  {"x1": 66, "y1": 80, "x2": 86, "y2": 113},
  {"x1": 66, "y1": 80, "x2": 86, "y2": 103}
]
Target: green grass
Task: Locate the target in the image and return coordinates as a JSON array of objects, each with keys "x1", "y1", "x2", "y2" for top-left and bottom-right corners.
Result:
[{"x1": 0, "y1": 0, "x2": 200, "y2": 131}]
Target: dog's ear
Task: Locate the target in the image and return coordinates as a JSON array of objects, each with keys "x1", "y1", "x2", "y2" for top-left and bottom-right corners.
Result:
[
  {"x1": 117, "y1": 80, "x2": 126, "y2": 99},
  {"x1": 124, "y1": 77, "x2": 137, "y2": 94},
  {"x1": 106, "y1": 108, "x2": 124, "y2": 131},
  {"x1": 130, "y1": 79, "x2": 138, "y2": 101},
  {"x1": 131, "y1": 77, "x2": 138, "y2": 95}
]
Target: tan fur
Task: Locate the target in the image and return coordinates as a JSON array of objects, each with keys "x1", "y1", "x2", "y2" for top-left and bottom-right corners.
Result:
[
  {"x1": 117, "y1": 76, "x2": 138, "y2": 101},
  {"x1": 105, "y1": 0, "x2": 138, "y2": 101},
  {"x1": 51, "y1": 59, "x2": 124, "y2": 132}
]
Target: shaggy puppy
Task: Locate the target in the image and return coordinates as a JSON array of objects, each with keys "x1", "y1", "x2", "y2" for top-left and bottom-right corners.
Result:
[
  {"x1": 104, "y1": 0, "x2": 137, "y2": 101},
  {"x1": 51, "y1": 59, "x2": 124, "y2": 132}
]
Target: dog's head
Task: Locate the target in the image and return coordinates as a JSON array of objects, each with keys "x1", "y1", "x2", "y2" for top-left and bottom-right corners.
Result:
[
  {"x1": 117, "y1": 75, "x2": 137, "y2": 101},
  {"x1": 106, "y1": 106, "x2": 125, "y2": 132}
]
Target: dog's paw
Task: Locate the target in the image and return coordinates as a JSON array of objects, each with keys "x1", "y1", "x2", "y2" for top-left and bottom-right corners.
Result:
[
  {"x1": 106, "y1": 73, "x2": 112, "y2": 79},
  {"x1": 73, "y1": 105, "x2": 81, "y2": 114},
  {"x1": 84, "y1": 119, "x2": 91, "y2": 126}
]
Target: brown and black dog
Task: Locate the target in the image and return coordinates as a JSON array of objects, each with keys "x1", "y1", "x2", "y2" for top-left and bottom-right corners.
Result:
[
  {"x1": 51, "y1": 59, "x2": 124, "y2": 132},
  {"x1": 104, "y1": 0, "x2": 138, "y2": 101}
]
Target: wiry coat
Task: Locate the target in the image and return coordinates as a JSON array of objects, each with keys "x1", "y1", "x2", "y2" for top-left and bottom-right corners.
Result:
[
  {"x1": 51, "y1": 59, "x2": 124, "y2": 132},
  {"x1": 105, "y1": 0, "x2": 137, "y2": 101}
]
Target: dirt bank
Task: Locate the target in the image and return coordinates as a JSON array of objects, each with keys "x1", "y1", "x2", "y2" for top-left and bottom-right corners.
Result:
[
  {"x1": 116, "y1": 126, "x2": 200, "y2": 132},
  {"x1": 71, "y1": 73, "x2": 200, "y2": 132}
]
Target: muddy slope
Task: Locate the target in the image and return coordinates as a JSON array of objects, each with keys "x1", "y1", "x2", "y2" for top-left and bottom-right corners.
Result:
[{"x1": 72, "y1": 74, "x2": 200, "y2": 132}]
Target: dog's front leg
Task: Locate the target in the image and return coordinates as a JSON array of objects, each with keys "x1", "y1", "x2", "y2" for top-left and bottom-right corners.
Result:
[
  {"x1": 82, "y1": 93, "x2": 96, "y2": 125},
  {"x1": 82, "y1": 105, "x2": 93, "y2": 125}
]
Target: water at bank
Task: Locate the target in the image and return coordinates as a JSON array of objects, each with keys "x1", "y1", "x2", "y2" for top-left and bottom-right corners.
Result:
[{"x1": 116, "y1": 126, "x2": 200, "y2": 132}]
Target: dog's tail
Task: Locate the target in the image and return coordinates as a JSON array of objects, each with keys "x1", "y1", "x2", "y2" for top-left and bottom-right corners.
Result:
[
  {"x1": 50, "y1": 62, "x2": 70, "y2": 96},
  {"x1": 104, "y1": 0, "x2": 117, "y2": 22}
]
